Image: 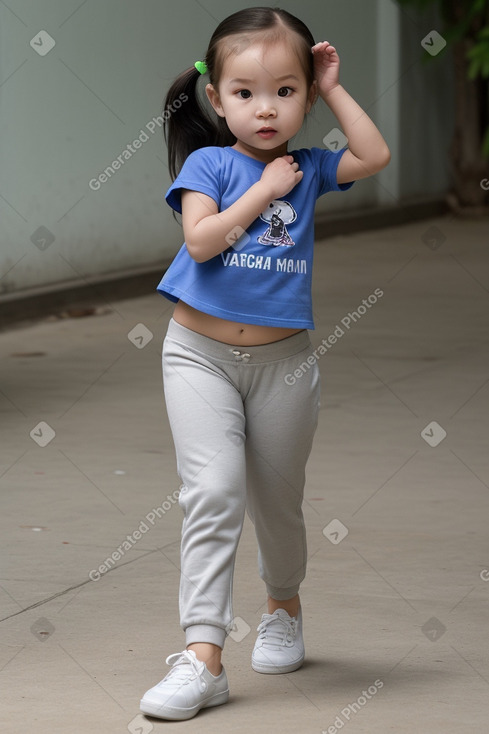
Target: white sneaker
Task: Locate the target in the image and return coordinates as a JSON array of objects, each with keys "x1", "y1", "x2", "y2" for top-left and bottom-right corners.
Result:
[
  {"x1": 140, "y1": 649, "x2": 229, "y2": 720},
  {"x1": 251, "y1": 607, "x2": 304, "y2": 674}
]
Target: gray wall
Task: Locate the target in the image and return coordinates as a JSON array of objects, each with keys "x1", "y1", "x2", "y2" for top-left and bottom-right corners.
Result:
[
  {"x1": 398, "y1": 3, "x2": 454, "y2": 198},
  {"x1": 0, "y1": 0, "x2": 453, "y2": 298}
]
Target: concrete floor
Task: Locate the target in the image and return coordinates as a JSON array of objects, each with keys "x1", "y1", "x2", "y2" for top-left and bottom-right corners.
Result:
[{"x1": 1, "y1": 214, "x2": 488, "y2": 733}]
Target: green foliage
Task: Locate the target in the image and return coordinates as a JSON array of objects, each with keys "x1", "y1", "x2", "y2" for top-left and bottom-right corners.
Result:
[
  {"x1": 396, "y1": 0, "x2": 489, "y2": 74},
  {"x1": 396, "y1": 0, "x2": 488, "y2": 45},
  {"x1": 396, "y1": 0, "x2": 489, "y2": 157},
  {"x1": 467, "y1": 26, "x2": 489, "y2": 78}
]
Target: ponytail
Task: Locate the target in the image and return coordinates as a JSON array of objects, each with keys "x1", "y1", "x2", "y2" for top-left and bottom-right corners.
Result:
[{"x1": 163, "y1": 65, "x2": 235, "y2": 180}]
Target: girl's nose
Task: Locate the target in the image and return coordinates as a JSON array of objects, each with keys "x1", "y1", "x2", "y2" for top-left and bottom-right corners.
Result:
[{"x1": 256, "y1": 99, "x2": 277, "y2": 118}]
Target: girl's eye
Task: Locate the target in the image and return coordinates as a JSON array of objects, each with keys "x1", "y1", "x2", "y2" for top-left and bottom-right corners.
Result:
[
  {"x1": 238, "y1": 89, "x2": 252, "y2": 99},
  {"x1": 278, "y1": 86, "x2": 293, "y2": 97}
]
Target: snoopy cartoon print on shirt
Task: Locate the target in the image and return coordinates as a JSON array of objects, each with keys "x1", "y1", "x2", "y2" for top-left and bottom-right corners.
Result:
[{"x1": 257, "y1": 199, "x2": 297, "y2": 247}]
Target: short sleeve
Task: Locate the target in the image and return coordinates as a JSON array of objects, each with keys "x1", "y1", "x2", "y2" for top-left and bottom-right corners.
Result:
[
  {"x1": 165, "y1": 148, "x2": 222, "y2": 213},
  {"x1": 311, "y1": 147, "x2": 354, "y2": 197}
]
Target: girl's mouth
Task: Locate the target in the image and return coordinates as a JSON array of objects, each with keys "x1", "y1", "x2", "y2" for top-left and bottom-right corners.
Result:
[{"x1": 257, "y1": 128, "x2": 277, "y2": 139}]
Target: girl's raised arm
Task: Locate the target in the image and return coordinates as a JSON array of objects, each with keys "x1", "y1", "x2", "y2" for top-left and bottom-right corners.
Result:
[{"x1": 312, "y1": 42, "x2": 391, "y2": 184}]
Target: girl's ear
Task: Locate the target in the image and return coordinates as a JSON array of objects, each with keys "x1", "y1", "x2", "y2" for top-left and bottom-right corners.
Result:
[
  {"x1": 205, "y1": 83, "x2": 225, "y2": 118},
  {"x1": 306, "y1": 80, "x2": 318, "y2": 113}
]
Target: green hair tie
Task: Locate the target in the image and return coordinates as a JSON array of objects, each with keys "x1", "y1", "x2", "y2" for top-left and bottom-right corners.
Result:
[{"x1": 194, "y1": 60, "x2": 208, "y2": 75}]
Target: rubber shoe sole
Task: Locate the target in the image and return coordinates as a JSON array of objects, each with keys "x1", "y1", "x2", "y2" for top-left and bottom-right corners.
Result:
[
  {"x1": 251, "y1": 655, "x2": 304, "y2": 675},
  {"x1": 140, "y1": 686, "x2": 229, "y2": 720},
  {"x1": 140, "y1": 650, "x2": 229, "y2": 721}
]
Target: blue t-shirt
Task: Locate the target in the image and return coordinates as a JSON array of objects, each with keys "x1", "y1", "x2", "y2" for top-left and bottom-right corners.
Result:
[{"x1": 157, "y1": 145, "x2": 353, "y2": 329}]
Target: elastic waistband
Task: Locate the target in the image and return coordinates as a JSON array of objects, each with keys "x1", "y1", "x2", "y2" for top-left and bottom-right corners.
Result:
[{"x1": 165, "y1": 318, "x2": 311, "y2": 364}]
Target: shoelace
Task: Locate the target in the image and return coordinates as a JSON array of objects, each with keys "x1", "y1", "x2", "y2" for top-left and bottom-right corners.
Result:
[
  {"x1": 160, "y1": 651, "x2": 205, "y2": 688},
  {"x1": 257, "y1": 613, "x2": 297, "y2": 646}
]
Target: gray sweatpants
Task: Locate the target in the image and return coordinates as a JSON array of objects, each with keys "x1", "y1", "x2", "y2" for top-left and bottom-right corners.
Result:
[{"x1": 162, "y1": 318, "x2": 321, "y2": 649}]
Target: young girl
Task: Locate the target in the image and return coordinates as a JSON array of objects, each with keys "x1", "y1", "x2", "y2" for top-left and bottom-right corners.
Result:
[{"x1": 140, "y1": 6, "x2": 390, "y2": 721}]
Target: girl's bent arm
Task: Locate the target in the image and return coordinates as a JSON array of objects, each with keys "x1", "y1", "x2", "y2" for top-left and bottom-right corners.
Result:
[
  {"x1": 322, "y1": 84, "x2": 391, "y2": 184},
  {"x1": 181, "y1": 184, "x2": 272, "y2": 263},
  {"x1": 181, "y1": 155, "x2": 303, "y2": 263}
]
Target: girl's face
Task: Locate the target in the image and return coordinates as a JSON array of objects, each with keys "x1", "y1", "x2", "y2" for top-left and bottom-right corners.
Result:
[{"x1": 206, "y1": 38, "x2": 317, "y2": 162}]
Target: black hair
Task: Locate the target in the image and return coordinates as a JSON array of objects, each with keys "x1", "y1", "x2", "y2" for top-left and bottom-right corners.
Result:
[{"x1": 163, "y1": 6, "x2": 316, "y2": 180}]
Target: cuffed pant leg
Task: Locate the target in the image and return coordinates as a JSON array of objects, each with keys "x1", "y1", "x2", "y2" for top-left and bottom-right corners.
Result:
[
  {"x1": 163, "y1": 334, "x2": 246, "y2": 648},
  {"x1": 244, "y1": 345, "x2": 321, "y2": 599}
]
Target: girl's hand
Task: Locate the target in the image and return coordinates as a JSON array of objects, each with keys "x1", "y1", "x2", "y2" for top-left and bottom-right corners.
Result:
[
  {"x1": 311, "y1": 41, "x2": 340, "y2": 98},
  {"x1": 259, "y1": 155, "x2": 303, "y2": 199}
]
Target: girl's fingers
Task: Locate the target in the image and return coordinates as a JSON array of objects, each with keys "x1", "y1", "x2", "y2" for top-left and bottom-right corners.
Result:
[{"x1": 312, "y1": 42, "x2": 336, "y2": 55}]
